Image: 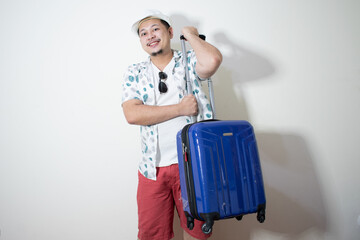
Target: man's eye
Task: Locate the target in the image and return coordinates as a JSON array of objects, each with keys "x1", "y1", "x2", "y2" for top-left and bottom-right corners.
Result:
[{"x1": 141, "y1": 32, "x2": 147, "y2": 37}]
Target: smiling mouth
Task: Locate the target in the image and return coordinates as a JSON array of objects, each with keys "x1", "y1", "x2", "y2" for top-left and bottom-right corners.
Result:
[{"x1": 147, "y1": 40, "x2": 160, "y2": 47}]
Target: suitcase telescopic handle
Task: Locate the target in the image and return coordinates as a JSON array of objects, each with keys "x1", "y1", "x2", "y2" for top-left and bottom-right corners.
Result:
[
  {"x1": 180, "y1": 34, "x2": 206, "y2": 41},
  {"x1": 180, "y1": 34, "x2": 216, "y2": 121}
]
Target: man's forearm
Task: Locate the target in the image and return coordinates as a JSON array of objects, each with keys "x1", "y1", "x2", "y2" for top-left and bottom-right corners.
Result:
[
  {"x1": 182, "y1": 27, "x2": 223, "y2": 79},
  {"x1": 122, "y1": 95, "x2": 198, "y2": 126},
  {"x1": 123, "y1": 101, "x2": 182, "y2": 126}
]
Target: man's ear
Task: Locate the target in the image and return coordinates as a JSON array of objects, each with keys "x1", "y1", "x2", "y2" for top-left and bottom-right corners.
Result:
[{"x1": 169, "y1": 27, "x2": 174, "y2": 39}]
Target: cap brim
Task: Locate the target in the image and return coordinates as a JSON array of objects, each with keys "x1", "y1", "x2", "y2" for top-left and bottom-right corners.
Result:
[{"x1": 131, "y1": 13, "x2": 171, "y2": 35}]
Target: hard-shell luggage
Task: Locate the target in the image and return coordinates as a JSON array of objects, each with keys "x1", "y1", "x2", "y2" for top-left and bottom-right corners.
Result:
[
  {"x1": 176, "y1": 120, "x2": 266, "y2": 234},
  {"x1": 176, "y1": 35, "x2": 266, "y2": 234}
]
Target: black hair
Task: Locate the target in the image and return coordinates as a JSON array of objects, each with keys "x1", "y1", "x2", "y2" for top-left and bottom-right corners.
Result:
[{"x1": 160, "y1": 20, "x2": 170, "y2": 30}]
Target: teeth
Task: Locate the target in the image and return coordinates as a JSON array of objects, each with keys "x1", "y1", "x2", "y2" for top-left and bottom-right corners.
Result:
[{"x1": 148, "y1": 40, "x2": 159, "y2": 46}]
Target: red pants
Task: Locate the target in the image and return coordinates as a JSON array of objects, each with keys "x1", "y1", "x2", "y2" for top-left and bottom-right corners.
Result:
[{"x1": 137, "y1": 164, "x2": 211, "y2": 240}]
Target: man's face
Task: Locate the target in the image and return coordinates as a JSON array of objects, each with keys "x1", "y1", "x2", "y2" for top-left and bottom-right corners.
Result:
[{"x1": 138, "y1": 18, "x2": 173, "y2": 57}]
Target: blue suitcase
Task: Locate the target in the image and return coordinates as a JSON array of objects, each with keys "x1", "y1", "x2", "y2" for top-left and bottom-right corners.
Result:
[
  {"x1": 176, "y1": 120, "x2": 266, "y2": 234},
  {"x1": 176, "y1": 35, "x2": 266, "y2": 234}
]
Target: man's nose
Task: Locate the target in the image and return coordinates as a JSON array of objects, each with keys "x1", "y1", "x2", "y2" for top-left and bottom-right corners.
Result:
[{"x1": 147, "y1": 31, "x2": 155, "y2": 40}]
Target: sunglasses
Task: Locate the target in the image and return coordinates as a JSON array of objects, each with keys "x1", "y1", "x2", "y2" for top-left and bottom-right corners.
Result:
[{"x1": 158, "y1": 72, "x2": 168, "y2": 93}]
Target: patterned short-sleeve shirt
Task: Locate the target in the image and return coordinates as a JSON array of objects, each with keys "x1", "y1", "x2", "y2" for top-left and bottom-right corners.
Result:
[{"x1": 122, "y1": 50, "x2": 213, "y2": 180}]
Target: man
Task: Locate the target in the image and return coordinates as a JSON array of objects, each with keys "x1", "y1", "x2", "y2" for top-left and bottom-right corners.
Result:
[{"x1": 122, "y1": 10, "x2": 222, "y2": 240}]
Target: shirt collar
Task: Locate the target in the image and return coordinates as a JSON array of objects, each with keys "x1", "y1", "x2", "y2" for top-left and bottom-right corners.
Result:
[{"x1": 145, "y1": 50, "x2": 182, "y2": 65}]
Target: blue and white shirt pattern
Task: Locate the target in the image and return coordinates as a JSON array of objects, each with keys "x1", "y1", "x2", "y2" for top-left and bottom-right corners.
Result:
[{"x1": 121, "y1": 50, "x2": 213, "y2": 180}]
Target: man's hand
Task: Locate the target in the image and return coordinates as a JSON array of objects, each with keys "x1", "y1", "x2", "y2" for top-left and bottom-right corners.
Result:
[
  {"x1": 181, "y1": 26, "x2": 200, "y2": 40},
  {"x1": 179, "y1": 95, "x2": 198, "y2": 116}
]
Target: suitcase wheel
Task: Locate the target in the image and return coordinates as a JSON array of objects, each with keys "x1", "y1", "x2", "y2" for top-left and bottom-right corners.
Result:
[
  {"x1": 186, "y1": 216, "x2": 194, "y2": 230},
  {"x1": 201, "y1": 222, "x2": 213, "y2": 235},
  {"x1": 236, "y1": 215, "x2": 243, "y2": 221},
  {"x1": 257, "y1": 208, "x2": 266, "y2": 223}
]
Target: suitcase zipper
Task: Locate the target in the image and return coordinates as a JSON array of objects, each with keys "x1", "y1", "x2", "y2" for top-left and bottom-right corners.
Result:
[{"x1": 181, "y1": 124, "x2": 201, "y2": 221}]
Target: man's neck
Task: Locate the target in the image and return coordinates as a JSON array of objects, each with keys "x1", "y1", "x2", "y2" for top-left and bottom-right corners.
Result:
[{"x1": 150, "y1": 49, "x2": 173, "y2": 71}]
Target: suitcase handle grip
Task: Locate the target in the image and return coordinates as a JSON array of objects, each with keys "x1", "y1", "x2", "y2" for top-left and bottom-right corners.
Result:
[{"x1": 180, "y1": 34, "x2": 206, "y2": 41}]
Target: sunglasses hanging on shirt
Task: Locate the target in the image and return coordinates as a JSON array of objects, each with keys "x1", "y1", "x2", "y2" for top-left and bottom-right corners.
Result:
[{"x1": 158, "y1": 72, "x2": 168, "y2": 93}]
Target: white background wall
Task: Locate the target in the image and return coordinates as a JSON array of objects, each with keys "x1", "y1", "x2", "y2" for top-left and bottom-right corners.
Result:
[{"x1": 0, "y1": 0, "x2": 359, "y2": 239}]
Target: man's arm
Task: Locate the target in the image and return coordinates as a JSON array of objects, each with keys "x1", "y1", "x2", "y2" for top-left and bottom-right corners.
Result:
[
  {"x1": 122, "y1": 95, "x2": 198, "y2": 126},
  {"x1": 181, "y1": 27, "x2": 223, "y2": 79}
]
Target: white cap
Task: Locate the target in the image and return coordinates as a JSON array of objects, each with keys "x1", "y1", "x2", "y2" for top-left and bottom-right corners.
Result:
[{"x1": 131, "y1": 9, "x2": 172, "y2": 35}]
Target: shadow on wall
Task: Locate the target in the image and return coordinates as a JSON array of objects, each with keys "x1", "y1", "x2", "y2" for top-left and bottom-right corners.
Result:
[
  {"x1": 171, "y1": 13, "x2": 329, "y2": 240},
  {"x1": 210, "y1": 133, "x2": 329, "y2": 240}
]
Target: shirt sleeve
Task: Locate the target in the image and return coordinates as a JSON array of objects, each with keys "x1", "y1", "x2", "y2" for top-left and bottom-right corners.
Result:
[
  {"x1": 121, "y1": 66, "x2": 142, "y2": 104},
  {"x1": 186, "y1": 50, "x2": 213, "y2": 120},
  {"x1": 188, "y1": 50, "x2": 210, "y2": 82}
]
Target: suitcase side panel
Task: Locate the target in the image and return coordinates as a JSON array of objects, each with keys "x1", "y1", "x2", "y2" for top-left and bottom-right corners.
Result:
[
  {"x1": 235, "y1": 129, "x2": 266, "y2": 213},
  {"x1": 177, "y1": 130, "x2": 191, "y2": 215},
  {"x1": 188, "y1": 121, "x2": 266, "y2": 219}
]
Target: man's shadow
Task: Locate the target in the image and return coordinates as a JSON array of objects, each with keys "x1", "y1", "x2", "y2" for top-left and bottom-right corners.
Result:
[{"x1": 170, "y1": 13, "x2": 328, "y2": 239}]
